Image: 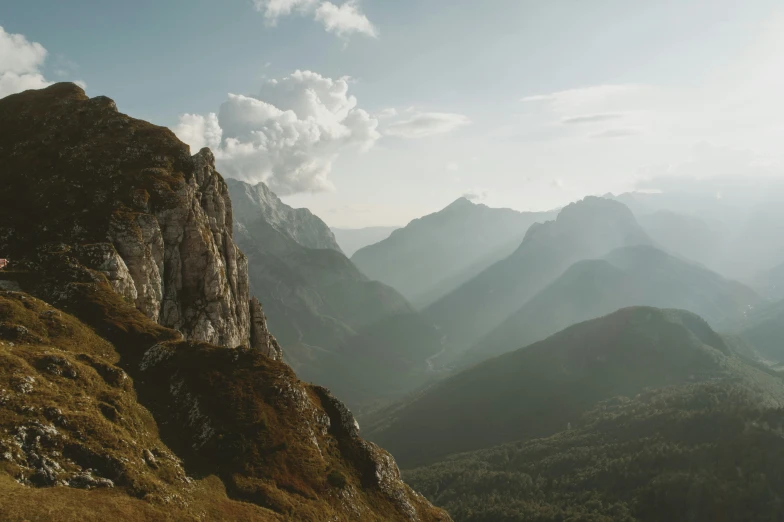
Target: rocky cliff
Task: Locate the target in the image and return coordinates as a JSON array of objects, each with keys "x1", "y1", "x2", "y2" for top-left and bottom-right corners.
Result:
[
  {"x1": 227, "y1": 179, "x2": 342, "y2": 253},
  {"x1": 0, "y1": 83, "x2": 450, "y2": 521},
  {"x1": 227, "y1": 177, "x2": 442, "y2": 409},
  {"x1": 0, "y1": 83, "x2": 248, "y2": 348}
]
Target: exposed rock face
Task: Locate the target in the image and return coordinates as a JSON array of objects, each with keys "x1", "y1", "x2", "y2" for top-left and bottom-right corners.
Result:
[
  {"x1": 0, "y1": 83, "x2": 249, "y2": 348},
  {"x1": 0, "y1": 83, "x2": 451, "y2": 520},
  {"x1": 227, "y1": 178, "x2": 342, "y2": 252},
  {"x1": 249, "y1": 297, "x2": 283, "y2": 360}
]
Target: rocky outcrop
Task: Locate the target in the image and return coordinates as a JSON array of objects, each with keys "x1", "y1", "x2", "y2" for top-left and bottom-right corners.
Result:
[
  {"x1": 0, "y1": 83, "x2": 249, "y2": 348},
  {"x1": 0, "y1": 83, "x2": 451, "y2": 520},
  {"x1": 227, "y1": 178, "x2": 342, "y2": 252},
  {"x1": 249, "y1": 297, "x2": 283, "y2": 361}
]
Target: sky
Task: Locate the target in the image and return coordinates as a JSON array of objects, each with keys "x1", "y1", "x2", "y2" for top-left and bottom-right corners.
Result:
[{"x1": 2, "y1": 0, "x2": 784, "y2": 227}]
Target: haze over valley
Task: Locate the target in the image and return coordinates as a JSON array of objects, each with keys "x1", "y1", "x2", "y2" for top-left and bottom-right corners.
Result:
[{"x1": 3, "y1": 2, "x2": 784, "y2": 521}]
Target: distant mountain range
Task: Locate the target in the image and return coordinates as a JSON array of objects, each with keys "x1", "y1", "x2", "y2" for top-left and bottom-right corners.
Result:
[
  {"x1": 367, "y1": 307, "x2": 784, "y2": 468},
  {"x1": 227, "y1": 179, "x2": 443, "y2": 409},
  {"x1": 352, "y1": 197, "x2": 556, "y2": 308},
  {"x1": 332, "y1": 226, "x2": 399, "y2": 256},
  {"x1": 609, "y1": 191, "x2": 784, "y2": 283},
  {"x1": 423, "y1": 196, "x2": 652, "y2": 362},
  {"x1": 463, "y1": 244, "x2": 761, "y2": 365}
]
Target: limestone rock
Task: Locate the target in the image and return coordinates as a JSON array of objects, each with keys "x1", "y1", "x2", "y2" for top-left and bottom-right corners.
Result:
[
  {"x1": 249, "y1": 297, "x2": 283, "y2": 360},
  {"x1": 0, "y1": 83, "x2": 249, "y2": 348}
]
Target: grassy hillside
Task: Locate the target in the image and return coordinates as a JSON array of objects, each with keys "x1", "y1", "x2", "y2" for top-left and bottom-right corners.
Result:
[{"x1": 367, "y1": 307, "x2": 784, "y2": 468}]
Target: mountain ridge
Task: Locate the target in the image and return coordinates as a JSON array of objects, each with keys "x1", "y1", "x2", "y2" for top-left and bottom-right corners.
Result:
[
  {"x1": 352, "y1": 197, "x2": 556, "y2": 308},
  {"x1": 0, "y1": 83, "x2": 450, "y2": 521}
]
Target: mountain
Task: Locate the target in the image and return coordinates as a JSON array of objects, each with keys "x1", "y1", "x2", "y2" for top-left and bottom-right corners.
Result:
[
  {"x1": 610, "y1": 190, "x2": 784, "y2": 280},
  {"x1": 736, "y1": 298, "x2": 784, "y2": 364},
  {"x1": 424, "y1": 197, "x2": 652, "y2": 362},
  {"x1": 749, "y1": 261, "x2": 784, "y2": 301},
  {"x1": 464, "y1": 245, "x2": 762, "y2": 365},
  {"x1": 636, "y1": 210, "x2": 723, "y2": 271},
  {"x1": 332, "y1": 226, "x2": 399, "y2": 257},
  {"x1": 226, "y1": 178, "x2": 443, "y2": 410},
  {"x1": 406, "y1": 379, "x2": 784, "y2": 522},
  {"x1": 351, "y1": 198, "x2": 555, "y2": 308},
  {"x1": 0, "y1": 83, "x2": 449, "y2": 521},
  {"x1": 367, "y1": 307, "x2": 784, "y2": 468},
  {"x1": 228, "y1": 179, "x2": 343, "y2": 252}
]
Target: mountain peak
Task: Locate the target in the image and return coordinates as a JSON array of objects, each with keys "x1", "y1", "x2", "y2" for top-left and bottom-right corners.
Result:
[
  {"x1": 444, "y1": 196, "x2": 476, "y2": 209},
  {"x1": 227, "y1": 178, "x2": 342, "y2": 253}
]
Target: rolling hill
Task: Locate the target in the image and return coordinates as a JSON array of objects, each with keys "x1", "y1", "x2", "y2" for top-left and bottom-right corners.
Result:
[{"x1": 367, "y1": 307, "x2": 784, "y2": 468}]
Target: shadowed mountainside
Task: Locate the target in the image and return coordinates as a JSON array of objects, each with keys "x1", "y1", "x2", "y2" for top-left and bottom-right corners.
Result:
[
  {"x1": 227, "y1": 178, "x2": 444, "y2": 409},
  {"x1": 0, "y1": 83, "x2": 450, "y2": 522},
  {"x1": 367, "y1": 307, "x2": 784, "y2": 468}
]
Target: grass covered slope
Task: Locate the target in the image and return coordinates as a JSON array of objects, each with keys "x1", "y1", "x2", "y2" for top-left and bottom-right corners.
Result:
[
  {"x1": 406, "y1": 380, "x2": 784, "y2": 522},
  {"x1": 0, "y1": 83, "x2": 450, "y2": 521},
  {"x1": 0, "y1": 275, "x2": 450, "y2": 521},
  {"x1": 465, "y1": 245, "x2": 761, "y2": 365},
  {"x1": 367, "y1": 307, "x2": 784, "y2": 468}
]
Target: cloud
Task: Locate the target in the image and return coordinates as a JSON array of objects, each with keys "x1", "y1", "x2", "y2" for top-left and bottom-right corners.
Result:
[
  {"x1": 254, "y1": 0, "x2": 318, "y2": 22},
  {"x1": 315, "y1": 1, "x2": 378, "y2": 38},
  {"x1": 254, "y1": 0, "x2": 377, "y2": 39},
  {"x1": 174, "y1": 70, "x2": 380, "y2": 195},
  {"x1": 0, "y1": 26, "x2": 85, "y2": 98},
  {"x1": 175, "y1": 113, "x2": 222, "y2": 151},
  {"x1": 590, "y1": 128, "x2": 641, "y2": 139},
  {"x1": 462, "y1": 190, "x2": 489, "y2": 202},
  {"x1": 561, "y1": 113, "x2": 623, "y2": 125},
  {"x1": 445, "y1": 161, "x2": 460, "y2": 172},
  {"x1": 377, "y1": 108, "x2": 398, "y2": 118},
  {"x1": 0, "y1": 26, "x2": 50, "y2": 97},
  {"x1": 384, "y1": 112, "x2": 470, "y2": 139},
  {"x1": 522, "y1": 84, "x2": 646, "y2": 111}
]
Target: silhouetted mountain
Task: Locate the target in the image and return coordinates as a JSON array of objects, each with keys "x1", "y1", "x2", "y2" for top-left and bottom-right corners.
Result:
[
  {"x1": 424, "y1": 197, "x2": 652, "y2": 362},
  {"x1": 610, "y1": 190, "x2": 784, "y2": 280},
  {"x1": 227, "y1": 179, "x2": 443, "y2": 408},
  {"x1": 367, "y1": 307, "x2": 784, "y2": 468},
  {"x1": 351, "y1": 198, "x2": 555, "y2": 308},
  {"x1": 464, "y1": 245, "x2": 761, "y2": 365},
  {"x1": 332, "y1": 226, "x2": 399, "y2": 256}
]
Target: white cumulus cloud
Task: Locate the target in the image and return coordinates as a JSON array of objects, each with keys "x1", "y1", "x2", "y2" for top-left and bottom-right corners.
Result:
[
  {"x1": 254, "y1": 0, "x2": 377, "y2": 39},
  {"x1": 174, "y1": 70, "x2": 380, "y2": 195},
  {"x1": 384, "y1": 111, "x2": 471, "y2": 139},
  {"x1": 0, "y1": 26, "x2": 50, "y2": 97},
  {"x1": 0, "y1": 26, "x2": 85, "y2": 98}
]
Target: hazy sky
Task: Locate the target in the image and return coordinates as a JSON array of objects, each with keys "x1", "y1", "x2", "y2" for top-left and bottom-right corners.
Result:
[{"x1": 3, "y1": 0, "x2": 784, "y2": 227}]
